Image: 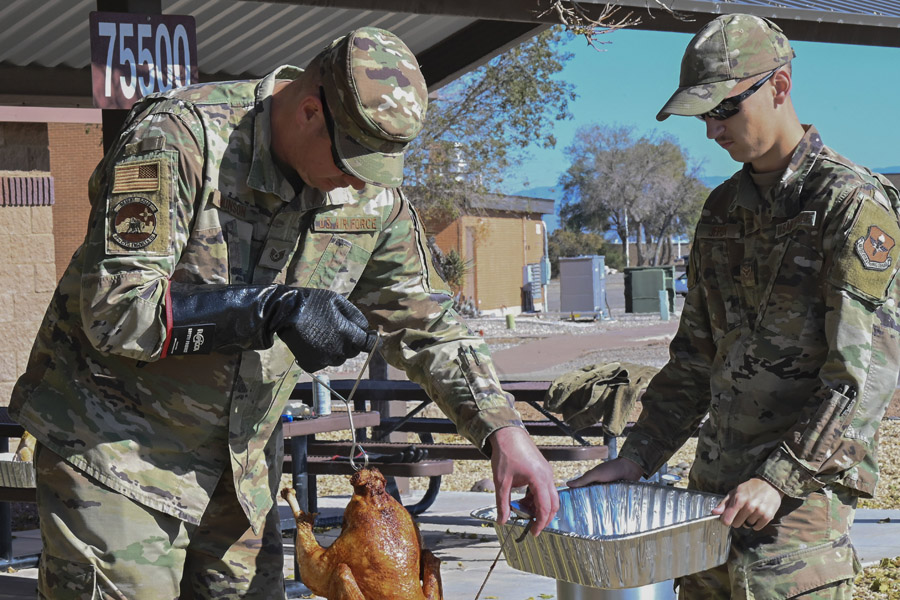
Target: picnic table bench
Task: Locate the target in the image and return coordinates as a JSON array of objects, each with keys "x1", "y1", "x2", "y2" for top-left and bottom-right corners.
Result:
[{"x1": 290, "y1": 378, "x2": 617, "y2": 512}]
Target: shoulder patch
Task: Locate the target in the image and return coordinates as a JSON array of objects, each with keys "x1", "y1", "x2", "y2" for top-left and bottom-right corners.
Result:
[
  {"x1": 105, "y1": 151, "x2": 175, "y2": 256},
  {"x1": 854, "y1": 224, "x2": 895, "y2": 271},
  {"x1": 112, "y1": 159, "x2": 160, "y2": 193},
  {"x1": 829, "y1": 197, "x2": 900, "y2": 302}
]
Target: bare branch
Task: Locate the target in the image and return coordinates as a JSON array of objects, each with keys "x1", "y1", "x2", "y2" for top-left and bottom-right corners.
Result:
[
  {"x1": 538, "y1": 1, "x2": 638, "y2": 50},
  {"x1": 539, "y1": 0, "x2": 692, "y2": 51}
]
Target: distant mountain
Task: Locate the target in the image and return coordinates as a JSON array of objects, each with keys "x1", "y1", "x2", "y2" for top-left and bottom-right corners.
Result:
[
  {"x1": 512, "y1": 185, "x2": 565, "y2": 201},
  {"x1": 700, "y1": 175, "x2": 730, "y2": 189},
  {"x1": 876, "y1": 166, "x2": 900, "y2": 174}
]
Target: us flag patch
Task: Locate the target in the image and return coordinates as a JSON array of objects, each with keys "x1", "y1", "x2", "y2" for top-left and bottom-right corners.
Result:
[{"x1": 112, "y1": 160, "x2": 160, "y2": 193}]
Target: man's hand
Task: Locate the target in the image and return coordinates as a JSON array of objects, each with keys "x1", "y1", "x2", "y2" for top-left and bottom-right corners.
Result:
[
  {"x1": 713, "y1": 477, "x2": 784, "y2": 530},
  {"x1": 565, "y1": 456, "x2": 643, "y2": 488},
  {"x1": 489, "y1": 426, "x2": 559, "y2": 536}
]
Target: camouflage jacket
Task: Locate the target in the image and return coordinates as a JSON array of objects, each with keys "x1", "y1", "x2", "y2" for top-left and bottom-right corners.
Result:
[
  {"x1": 620, "y1": 126, "x2": 900, "y2": 499},
  {"x1": 10, "y1": 66, "x2": 521, "y2": 531}
]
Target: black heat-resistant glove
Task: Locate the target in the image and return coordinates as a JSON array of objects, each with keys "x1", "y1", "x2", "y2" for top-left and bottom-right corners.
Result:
[{"x1": 164, "y1": 282, "x2": 376, "y2": 372}]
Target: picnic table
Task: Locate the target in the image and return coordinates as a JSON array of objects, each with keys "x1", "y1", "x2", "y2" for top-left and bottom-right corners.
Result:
[{"x1": 290, "y1": 378, "x2": 616, "y2": 516}]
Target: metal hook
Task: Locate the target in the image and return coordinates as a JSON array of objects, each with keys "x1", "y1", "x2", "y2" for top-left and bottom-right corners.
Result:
[{"x1": 304, "y1": 332, "x2": 382, "y2": 471}]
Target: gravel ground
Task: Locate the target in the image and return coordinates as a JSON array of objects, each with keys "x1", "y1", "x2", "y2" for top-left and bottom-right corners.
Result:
[{"x1": 315, "y1": 307, "x2": 900, "y2": 598}]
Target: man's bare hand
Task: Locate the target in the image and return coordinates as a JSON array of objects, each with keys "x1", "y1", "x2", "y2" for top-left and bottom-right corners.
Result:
[
  {"x1": 489, "y1": 426, "x2": 559, "y2": 536},
  {"x1": 566, "y1": 457, "x2": 643, "y2": 488},
  {"x1": 713, "y1": 477, "x2": 784, "y2": 530}
]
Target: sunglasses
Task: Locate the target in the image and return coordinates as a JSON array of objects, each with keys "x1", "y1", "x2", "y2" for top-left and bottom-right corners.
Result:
[
  {"x1": 319, "y1": 87, "x2": 354, "y2": 176},
  {"x1": 695, "y1": 69, "x2": 778, "y2": 121}
]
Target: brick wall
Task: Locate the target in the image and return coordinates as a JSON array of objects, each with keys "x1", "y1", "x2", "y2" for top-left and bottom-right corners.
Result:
[
  {"x1": 0, "y1": 121, "x2": 102, "y2": 407},
  {"x1": 48, "y1": 123, "x2": 103, "y2": 280},
  {"x1": 0, "y1": 123, "x2": 49, "y2": 171}
]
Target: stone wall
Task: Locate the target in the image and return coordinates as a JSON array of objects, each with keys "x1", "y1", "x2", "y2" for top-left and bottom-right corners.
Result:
[{"x1": 0, "y1": 201, "x2": 55, "y2": 406}]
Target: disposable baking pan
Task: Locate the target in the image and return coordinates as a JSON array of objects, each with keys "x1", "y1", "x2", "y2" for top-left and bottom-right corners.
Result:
[{"x1": 471, "y1": 481, "x2": 731, "y2": 589}]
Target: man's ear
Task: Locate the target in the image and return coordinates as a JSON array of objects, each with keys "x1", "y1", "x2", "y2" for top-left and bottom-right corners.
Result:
[
  {"x1": 295, "y1": 94, "x2": 322, "y2": 131},
  {"x1": 772, "y1": 69, "x2": 792, "y2": 106}
]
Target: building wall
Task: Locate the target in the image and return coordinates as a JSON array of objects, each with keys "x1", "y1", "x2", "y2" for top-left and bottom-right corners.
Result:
[
  {"x1": 48, "y1": 123, "x2": 103, "y2": 279},
  {"x1": 0, "y1": 197, "x2": 56, "y2": 406},
  {"x1": 0, "y1": 123, "x2": 49, "y2": 172},
  {"x1": 434, "y1": 214, "x2": 545, "y2": 314},
  {"x1": 0, "y1": 121, "x2": 102, "y2": 407}
]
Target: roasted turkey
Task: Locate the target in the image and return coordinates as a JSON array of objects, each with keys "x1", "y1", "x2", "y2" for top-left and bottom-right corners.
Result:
[{"x1": 281, "y1": 468, "x2": 443, "y2": 600}]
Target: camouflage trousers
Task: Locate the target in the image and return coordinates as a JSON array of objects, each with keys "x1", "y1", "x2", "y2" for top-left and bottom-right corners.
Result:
[
  {"x1": 34, "y1": 444, "x2": 285, "y2": 599},
  {"x1": 678, "y1": 486, "x2": 860, "y2": 600}
]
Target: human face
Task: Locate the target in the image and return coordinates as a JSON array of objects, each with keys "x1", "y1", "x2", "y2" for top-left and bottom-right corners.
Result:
[
  {"x1": 699, "y1": 70, "x2": 780, "y2": 166},
  {"x1": 277, "y1": 89, "x2": 366, "y2": 193},
  {"x1": 294, "y1": 129, "x2": 366, "y2": 193}
]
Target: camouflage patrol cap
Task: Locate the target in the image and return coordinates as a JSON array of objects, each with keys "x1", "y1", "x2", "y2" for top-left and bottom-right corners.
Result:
[
  {"x1": 318, "y1": 27, "x2": 428, "y2": 187},
  {"x1": 656, "y1": 13, "x2": 795, "y2": 121}
]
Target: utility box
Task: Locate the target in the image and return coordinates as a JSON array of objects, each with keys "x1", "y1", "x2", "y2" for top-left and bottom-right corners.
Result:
[
  {"x1": 624, "y1": 266, "x2": 675, "y2": 314},
  {"x1": 559, "y1": 255, "x2": 607, "y2": 319}
]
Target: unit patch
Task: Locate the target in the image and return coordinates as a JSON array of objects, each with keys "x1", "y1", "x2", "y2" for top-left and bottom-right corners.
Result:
[
  {"x1": 110, "y1": 196, "x2": 159, "y2": 250},
  {"x1": 855, "y1": 225, "x2": 895, "y2": 271},
  {"x1": 828, "y1": 197, "x2": 900, "y2": 303},
  {"x1": 106, "y1": 151, "x2": 175, "y2": 256}
]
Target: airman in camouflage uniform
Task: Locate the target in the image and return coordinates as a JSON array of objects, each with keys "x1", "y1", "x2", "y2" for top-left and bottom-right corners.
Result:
[
  {"x1": 11, "y1": 27, "x2": 558, "y2": 599},
  {"x1": 568, "y1": 14, "x2": 900, "y2": 599}
]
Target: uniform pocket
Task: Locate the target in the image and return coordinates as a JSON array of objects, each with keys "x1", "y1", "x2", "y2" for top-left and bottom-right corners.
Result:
[
  {"x1": 695, "y1": 238, "x2": 742, "y2": 341},
  {"x1": 171, "y1": 226, "x2": 228, "y2": 284},
  {"x1": 795, "y1": 387, "x2": 856, "y2": 466},
  {"x1": 745, "y1": 534, "x2": 857, "y2": 600},
  {"x1": 38, "y1": 553, "x2": 99, "y2": 600},
  {"x1": 757, "y1": 237, "x2": 824, "y2": 336},
  {"x1": 304, "y1": 235, "x2": 372, "y2": 294},
  {"x1": 455, "y1": 346, "x2": 509, "y2": 411}
]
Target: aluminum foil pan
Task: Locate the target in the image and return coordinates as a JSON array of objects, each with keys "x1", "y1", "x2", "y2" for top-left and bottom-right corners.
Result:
[{"x1": 471, "y1": 481, "x2": 732, "y2": 589}]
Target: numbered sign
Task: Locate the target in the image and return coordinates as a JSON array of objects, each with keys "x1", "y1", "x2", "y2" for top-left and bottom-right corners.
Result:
[{"x1": 90, "y1": 11, "x2": 198, "y2": 110}]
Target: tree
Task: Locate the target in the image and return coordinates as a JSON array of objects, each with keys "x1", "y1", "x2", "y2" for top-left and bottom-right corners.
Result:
[
  {"x1": 404, "y1": 27, "x2": 577, "y2": 226},
  {"x1": 559, "y1": 124, "x2": 707, "y2": 266}
]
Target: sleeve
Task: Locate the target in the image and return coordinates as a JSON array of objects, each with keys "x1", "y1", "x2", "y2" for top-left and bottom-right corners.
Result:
[
  {"x1": 617, "y1": 240, "x2": 717, "y2": 476},
  {"x1": 756, "y1": 185, "x2": 900, "y2": 498},
  {"x1": 78, "y1": 101, "x2": 204, "y2": 362},
  {"x1": 349, "y1": 189, "x2": 524, "y2": 451}
]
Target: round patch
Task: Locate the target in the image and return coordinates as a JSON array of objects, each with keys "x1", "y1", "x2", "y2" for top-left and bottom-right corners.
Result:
[{"x1": 111, "y1": 196, "x2": 158, "y2": 250}]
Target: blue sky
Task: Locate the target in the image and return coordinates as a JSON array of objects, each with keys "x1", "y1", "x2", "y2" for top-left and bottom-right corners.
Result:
[{"x1": 504, "y1": 27, "x2": 900, "y2": 230}]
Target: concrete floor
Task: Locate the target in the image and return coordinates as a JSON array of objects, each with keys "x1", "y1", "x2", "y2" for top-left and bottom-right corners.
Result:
[{"x1": 2, "y1": 490, "x2": 899, "y2": 600}]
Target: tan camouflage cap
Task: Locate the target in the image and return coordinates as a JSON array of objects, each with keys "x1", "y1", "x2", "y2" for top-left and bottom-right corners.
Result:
[
  {"x1": 318, "y1": 27, "x2": 427, "y2": 187},
  {"x1": 656, "y1": 14, "x2": 795, "y2": 121}
]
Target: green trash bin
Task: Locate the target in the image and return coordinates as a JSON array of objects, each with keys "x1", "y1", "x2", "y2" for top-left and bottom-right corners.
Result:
[{"x1": 624, "y1": 266, "x2": 675, "y2": 314}]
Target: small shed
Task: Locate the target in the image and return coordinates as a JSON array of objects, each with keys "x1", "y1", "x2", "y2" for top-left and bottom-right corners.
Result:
[{"x1": 431, "y1": 193, "x2": 554, "y2": 315}]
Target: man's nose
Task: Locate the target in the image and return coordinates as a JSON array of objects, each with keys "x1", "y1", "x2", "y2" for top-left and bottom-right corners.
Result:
[
  {"x1": 704, "y1": 117, "x2": 725, "y2": 140},
  {"x1": 345, "y1": 175, "x2": 366, "y2": 191}
]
